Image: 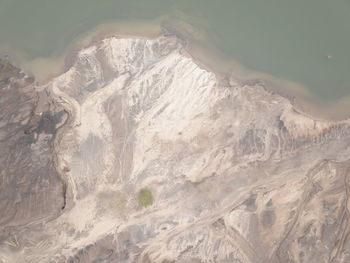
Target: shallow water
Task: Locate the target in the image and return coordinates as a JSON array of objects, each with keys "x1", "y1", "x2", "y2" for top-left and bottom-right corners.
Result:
[{"x1": 0, "y1": 0, "x2": 350, "y2": 115}]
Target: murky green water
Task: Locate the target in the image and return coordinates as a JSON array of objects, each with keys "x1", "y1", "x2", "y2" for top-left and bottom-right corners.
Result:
[{"x1": 1, "y1": 0, "x2": 350, "y2": 112}]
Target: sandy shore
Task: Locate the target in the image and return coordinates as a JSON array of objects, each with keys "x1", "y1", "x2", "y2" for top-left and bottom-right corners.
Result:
[{"x1": 2, "y1": 20, "x2": 350, "y2": 121}]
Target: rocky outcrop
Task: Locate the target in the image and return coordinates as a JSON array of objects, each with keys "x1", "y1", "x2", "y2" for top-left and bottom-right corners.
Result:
[
  {"x1": 0, "y1": 36, "x2": 350, "y2": 263},
  {"x1": 0, "y1": 61, "x2": 65, "y2": 231}
]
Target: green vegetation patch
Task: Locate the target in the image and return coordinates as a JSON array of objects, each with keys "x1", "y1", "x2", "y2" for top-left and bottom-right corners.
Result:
[{"x1": 137, "y1": 188, "x2": 154, "y2": 207}]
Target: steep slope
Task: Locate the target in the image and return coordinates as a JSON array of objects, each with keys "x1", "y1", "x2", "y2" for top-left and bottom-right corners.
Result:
[{"x1": 1, "y1": 36, "x2": 350, "y2": 263}]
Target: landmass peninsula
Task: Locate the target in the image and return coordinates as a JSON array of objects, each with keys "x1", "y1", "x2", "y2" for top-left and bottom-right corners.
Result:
[{"x1": 1, "y1": 35, "x2": 350, "y2": 263}]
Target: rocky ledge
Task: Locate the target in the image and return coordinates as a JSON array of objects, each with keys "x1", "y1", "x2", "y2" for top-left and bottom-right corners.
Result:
[{"x1": 1, "y1": 36, "x2": 350, "y2": 263}]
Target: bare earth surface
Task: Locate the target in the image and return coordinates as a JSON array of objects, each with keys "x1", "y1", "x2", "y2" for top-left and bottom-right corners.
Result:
[{"x1": 1, "y1": 36, "x2": 350, "y2": 263}]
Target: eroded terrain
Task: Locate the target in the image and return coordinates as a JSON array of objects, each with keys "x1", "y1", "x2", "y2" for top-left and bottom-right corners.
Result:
[{"x1": 1, "y1": 36, "x2": 350, "y2": 263}]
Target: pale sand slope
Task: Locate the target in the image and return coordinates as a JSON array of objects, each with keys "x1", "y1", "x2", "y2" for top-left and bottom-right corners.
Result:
[{"x1": 1, "y1": 36, "x2": 350, "y2": 263}]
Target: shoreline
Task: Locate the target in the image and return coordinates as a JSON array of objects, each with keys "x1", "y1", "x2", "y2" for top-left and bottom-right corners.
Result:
[{"x1": 1, "y1": 21, "x2": 350, "y2": 122}]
